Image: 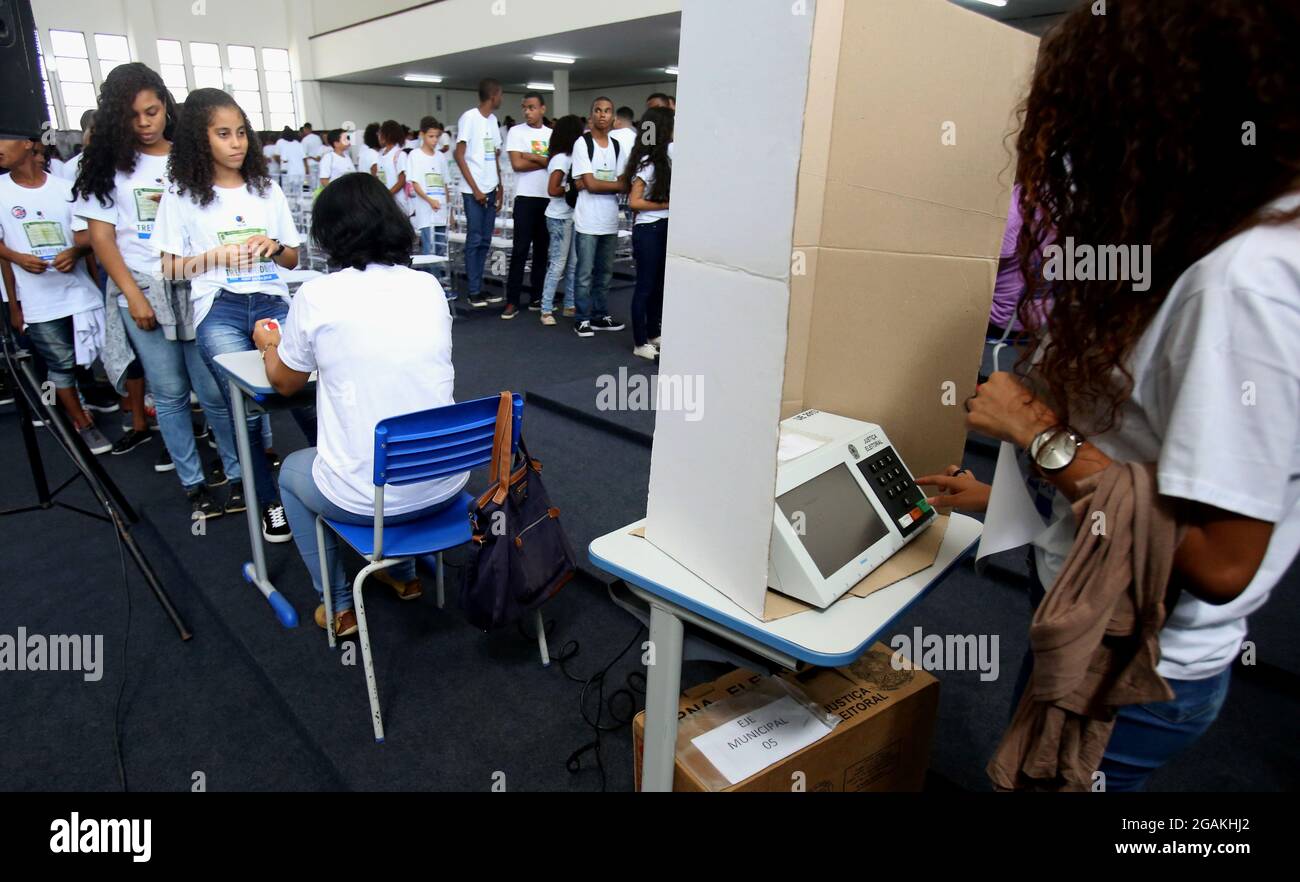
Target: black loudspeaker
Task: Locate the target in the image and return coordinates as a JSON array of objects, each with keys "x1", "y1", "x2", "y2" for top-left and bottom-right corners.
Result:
[{"x1": 0, "y1": 0, "x2": 47, "y2": 139}]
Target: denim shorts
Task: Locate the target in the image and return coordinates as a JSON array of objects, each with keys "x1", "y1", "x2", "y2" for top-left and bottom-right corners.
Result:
[{"x1": 23, "y1": 316, "x2": 77, "y2": 388}]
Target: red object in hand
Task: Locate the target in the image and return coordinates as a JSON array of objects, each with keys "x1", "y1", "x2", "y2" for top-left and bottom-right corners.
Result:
[{"x1": 264, "y1": 320, "x2": 280, "y2": 332}]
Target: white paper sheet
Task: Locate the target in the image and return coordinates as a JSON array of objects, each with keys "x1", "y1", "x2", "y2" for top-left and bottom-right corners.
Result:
[
  {"x1": 976, "y1": 441, "x2": 1048, "y2": 561},
  {"x1": 777, "y1": 430, "x2": 826, "y2": 463},
  {"x1": 689, "y1": 695, "x2": 833, "y2": 785}
]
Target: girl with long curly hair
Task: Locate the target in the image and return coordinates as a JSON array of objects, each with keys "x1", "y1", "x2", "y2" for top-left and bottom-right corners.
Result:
[
  {"x1": 72, "y1": 63, "x2": 239, "y2": 516},
  {"x1": 154, "y1": 88, "x2": 310, "y2": 543},
  {"x1": 915, "y1": 0, "x2": 1300, "y2": 790},
  {"x1": 623, "y1": 106, "x2": 673, "y2": 359}
]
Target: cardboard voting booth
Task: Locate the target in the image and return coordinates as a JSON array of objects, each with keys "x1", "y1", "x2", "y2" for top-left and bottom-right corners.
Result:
[{"x1": 645, "y1": 0, "x2": 1039, "y2": 619}]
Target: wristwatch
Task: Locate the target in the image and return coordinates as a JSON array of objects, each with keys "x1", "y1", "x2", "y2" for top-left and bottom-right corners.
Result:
[
  {"x1": 1028, "y1": 426, "x2": 1086, "y2": 474},
  {"x1": 270, "y1": 240, "x2": 285, "y2": 258}
]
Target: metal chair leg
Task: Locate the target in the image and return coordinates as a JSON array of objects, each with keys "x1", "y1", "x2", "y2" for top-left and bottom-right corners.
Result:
[
  {"x1": 316, "y1": 516, "x2": 336, "y2": 648},
  {"x1": 353, "y1": 562, "x2": 386, "y2": 743},
  {"x1": 436, "y1": 552, "x2": 445, "y2": 609},
  {"x1": 535, "y1": 608, "x2": 550, "y2": 667}
]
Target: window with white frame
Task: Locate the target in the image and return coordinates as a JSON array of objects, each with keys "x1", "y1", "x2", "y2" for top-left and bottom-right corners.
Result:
[
  {"x1": 157, "y1": 39, "x2": 188, "y2": 103},
  {"x1": 227, "y1": 44, "x2": 264, "y2": 129},
  {"x1": 93, "y1": 33, "x2": 131, "y2": 81},
  {"x1": 189, "y1": 41, "x2": 223, "y2": 90},
  {"x1": 48, "y1": 29, "x2": 96, "y2": 130},
  {"x1": 262, "y1": 47, "x2": 297, "y2": 131}
]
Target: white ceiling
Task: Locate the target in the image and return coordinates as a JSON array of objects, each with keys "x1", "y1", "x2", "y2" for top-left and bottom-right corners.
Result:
[{"x1": 321, "y1": 3, "x2": 1081, "y2": 92}]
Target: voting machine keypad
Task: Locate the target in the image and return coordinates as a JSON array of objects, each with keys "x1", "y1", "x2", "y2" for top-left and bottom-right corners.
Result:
[{"x1": 856, "y1": 447, "x2": 934, "y2": 538}]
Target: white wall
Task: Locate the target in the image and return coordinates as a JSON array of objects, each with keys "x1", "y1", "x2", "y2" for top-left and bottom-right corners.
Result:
[
  {"x1": 570, "y1": 81, "x2": 678, "y2": 118},
  {"x1": 310, "y1": 0, "x2": 411, "y2": 34},
  {"x1": 316, "y1": 84, "x2": 526, "y2": 131}
]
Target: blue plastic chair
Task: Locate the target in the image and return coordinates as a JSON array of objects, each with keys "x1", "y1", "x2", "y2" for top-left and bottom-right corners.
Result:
[{"x1": 316, "y1": 392, "x2": 529, "y2": 742}]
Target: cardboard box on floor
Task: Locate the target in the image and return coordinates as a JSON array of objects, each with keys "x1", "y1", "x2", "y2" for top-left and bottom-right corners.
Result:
[
  {"x1": 645, "y1": 0, "x2": 1039, "y2": 620},
  {"x1": 632, "y1": 643, "x2": 939, "y2": 792}
]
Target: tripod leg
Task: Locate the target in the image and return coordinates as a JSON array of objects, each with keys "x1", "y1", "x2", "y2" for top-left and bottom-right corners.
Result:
[
  {"x1": 7, "y1": 366, "x2": 52, "y2": 507},
  {"x1": 109, "y1": 505, "x2": 193, "y2": 641}
]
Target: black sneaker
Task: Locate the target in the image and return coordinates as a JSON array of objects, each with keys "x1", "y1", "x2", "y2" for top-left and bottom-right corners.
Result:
[
  {"x1": 485, "y1": 292, "x2": 505, "y2": 305},
  {"x1": 501, "y1": 304, "x2": 519, "y2": 320},
  {"x1": 527, "y1": 302, "x2": 541, "y2": 312},
  {"x1": 155, "y1": 447, "x2": 175, "y2": 473},
  {"x1": 81, "y1": 387, "x2": 120, "y2": 413},
  {"x1": 262, "y1": 502, "x2": 292, "y2": 543},
  {"x1": 187, "y1": 485, "x2": 222, "y2": 520},
  {"x1": 468, "y1": 294, "x2": 488, "y2": 308},
  {"x1": 208, "y1": 460, "x2": 229, "y2": 487},
  {"x1": 111, "y1": 429, "x2": 152, "y2": 456},
  {"x1": 574, "y1": 320, "x2": 594, "y2": 338},
  {"x1": 593, "y1": 315, "x2": 625, "y2": 332},
  {"x1": 224, "y1": 481, "x2": 248, "y2": 515}
]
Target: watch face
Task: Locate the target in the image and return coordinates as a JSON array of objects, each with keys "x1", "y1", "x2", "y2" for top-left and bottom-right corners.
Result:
[{"x1": 1037, "y1": 433, "x2": 1078, "y2": 472}]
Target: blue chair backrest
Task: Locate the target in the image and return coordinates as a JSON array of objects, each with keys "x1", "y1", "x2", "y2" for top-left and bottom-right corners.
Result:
[{"x1": 372, "y1": 393, "x2": 523, "y2": 487}]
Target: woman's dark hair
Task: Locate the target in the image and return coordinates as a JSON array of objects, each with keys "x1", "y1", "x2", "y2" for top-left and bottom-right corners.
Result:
[
  {"x1": 72, "y1": 62, "x2": 177, "y2": 208},
  {"x1": 311, "y1": 172, "x2": 414, "y2": 271},
  {"x1": 622, "y1": 107, "x2": 673, "y2": 203},
  {"x1": 379, "y1": 120, "x2": 405, "y2": 149},
  {"x1": 547, "y1": 115, "x2": 584, "y2": 158},
  {"x1": 279, "y1": 126, "x2": 299, "y2": 142},
  {"x1": 1014, "y1": 0, "x2": 1300, "y2": 434},
  {"x1": 363, "y1": 122, "x2": 381, "y2": 151},
  {"x1": 168, "y1": 88, "x2": 270, "y2": 208}
]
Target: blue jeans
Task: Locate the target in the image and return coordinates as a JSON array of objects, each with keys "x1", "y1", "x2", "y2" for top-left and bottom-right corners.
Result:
[
  {"x1": 119, "y1": 308, "x2": 240, "y2": 491},
  {"x1": 1012, "y1": 570, "x2": 1232, "y2": 792},
  {"x1": 278, "y1": 448, "x2": 457, "y2": 611},
  {"x1": 23, "y1": 317, "x2": 77, "y2": 388},
  {"x1": 632, "y1": 220, "x2": 668, "y2": 346},
  {"x1": 541, "y1": 216, "x2": 578, "y2": 314},
  {"x1": 461, "y1": 192, "x2": 498, "y2": 296},
  {"x1": 419, "y1": 224, "x2": 449, "y2": 285},
  {"x1": 574, "y1": 232, "x2": 617, "y2": 323},
  {"x1": 196, "y1": 291, "x2": 317, "y2": 505}
]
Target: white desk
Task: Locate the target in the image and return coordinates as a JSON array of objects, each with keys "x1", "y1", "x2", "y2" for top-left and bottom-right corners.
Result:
[
  {"x1": 411, "y1": 254, "x2": 450, "y2": 267},
  {"x1": 588, "y1": 513, "x2": 982, "y2": 791},
  {"x1": 212, "y1": 350, "x2": 317, "y2": 629}
]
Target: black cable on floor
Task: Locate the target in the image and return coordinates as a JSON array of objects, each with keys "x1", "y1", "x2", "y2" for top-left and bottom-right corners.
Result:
[
  {"x1": 111, "y1": 512, "x2": 132, "y2": 793},
  {"x1": 556, "y1": 623, "x2": 646, "y2": 792}
]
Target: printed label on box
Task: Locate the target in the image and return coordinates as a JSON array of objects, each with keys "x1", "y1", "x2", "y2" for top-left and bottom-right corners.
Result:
[{"x1": 689, "y1": 695, "x2": 833, "y2": 785}]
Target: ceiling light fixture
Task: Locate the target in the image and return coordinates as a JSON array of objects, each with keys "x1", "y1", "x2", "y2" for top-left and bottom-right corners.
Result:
[
  {"x1": 526, "y1": 82, "x2": 556, "y2": 91},
  {"x1": 665, "y1": 67, "x2": 679, "y2": 77},
  {"x1": 532, "y1": 54, "x2": 576, "y2": 65},
  {"x1": 403, "y1": 74, "x2": 444, "y2": 83}
]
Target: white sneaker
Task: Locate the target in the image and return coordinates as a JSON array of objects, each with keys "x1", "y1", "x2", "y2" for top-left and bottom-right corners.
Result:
[
  {"x1": 633, "y1": 344, "x2": 660, "y2": 361},
  {"x1": 649, "y1": 336, "x2": 662, "y2": 347}
]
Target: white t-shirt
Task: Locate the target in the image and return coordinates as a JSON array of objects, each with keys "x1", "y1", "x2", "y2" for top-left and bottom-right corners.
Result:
[
  {"x1": 0, "y1": 173, "x2": 101, "y2": 323},
  {"x1": 60, "y1": 152, "x2": 83, "y2": 182},
  {"x1": 405, "y1": 148, "x2": 450, "y2": 230},
  {"x1": 318, "y1": 150, "x2": 356, "y2": 183},
  {"x1": 152, "y1": 180, "x2": 302, "y2": 328},
  {"x1": 506, "y1": 123, "x2": 553, "y2": 200},
  {"x1": 571, "y1": 132, "x2": 629, "y2": 236},
  {"x1": 403, "y1": 137, "x2": 421, "y2": 151},
  {"x1": 455, "y1": 109, "x2": 501, "y2": 195},
  {"x1": 301, "y1": 132, "x2": 324, "y2": 159},
  {"x1": 377, "y1": 146, "x2": 410, "y2": 215},
  {"x1": 277, "y1": 139, "x2": 306, "y2": 178},
  {"x1": 73, "y1": 150, "x2": 170, "y2": 308},
  {"x1": 357, "y1": 145, "x2": 381, "y2": 176},
  {"x1": 276, "y1": 264, "x2": 468, "y2": 516},
  {"x1": 544, "y1": 154, "x2": 573, "y2": 221},
  {"x1": 1016, "y1": 192, "x2": 1300, "y2": 681},
  {"x1": 263, "y1": 145, "x2": 280, "y2": 177},
  {"x1": 611, "y1": 126, "x2": 637, "y2": 156},
  {"x1": 633, "y1": 141, "x2": 673, "y2": 225},
  {"x1": 437, "y1": 131, "x2": 452, "y2": 154}
]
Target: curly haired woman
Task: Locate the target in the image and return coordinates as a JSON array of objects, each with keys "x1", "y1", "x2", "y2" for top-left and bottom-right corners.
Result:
[{"x1": 915, "y1": 0, "x2": 1300, "y2": 790}]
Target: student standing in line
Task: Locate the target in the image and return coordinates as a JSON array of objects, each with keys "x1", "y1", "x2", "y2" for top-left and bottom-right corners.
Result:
[
  {"x1": 72, "y1": 63, "x2": 228, "y2": 507},
  {"x1": 299, "y1": 123, "x2": 323, "y2": 184},
  {"x1": 454, "y1": 78, "x2": 505, "y2": 309},
  {"x1": 537, "y1": 115, "x2": 584, "y2": 326},
  {"x1": 317, "y1": 128, "x2": 356, "y2": 188},
  {"x1": 916, "y1": 0, "x2": 1300, "y2": 791},
  {"x1": 623, "y1": 106, "x2": 673, "y2": 361},
  {"x1": 570, "y1": 97, "x2": 628, "y2": 338},
  {"x1": 0, "y1": 135, "x2": 113, "y2": 452},
  {"x1": 358, "y1": 123, "x2": 382, "y2": 177},
  {"x1": 154, "y1": 88, "x2": 308, "y2": 540},
  {"x1": 645, "y1": 93, "x2": 671, "y2": 111},
  {"x1": 60, "y1": 110, "x2": 97, "y2": 182},
  {"x1": 262, "y1": 131, "x2": 281, "y2": 182},
  {"x1": 276, "y1": 128, "x2": 306, "y2": 194},
  {"x1": 406, "y1": 117, "x2": 451, "y2": 286},
  {"x1": 376, "y1": 119, "x2": 410, "y2": 217},
  {"x1": 502, "y1": 92, "x2": 553, "y2": 319}
]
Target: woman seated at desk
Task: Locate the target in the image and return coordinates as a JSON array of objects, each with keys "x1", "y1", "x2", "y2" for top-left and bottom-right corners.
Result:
[{"x1": 252, "y1": 172, "x2": 467, "y2": 637}]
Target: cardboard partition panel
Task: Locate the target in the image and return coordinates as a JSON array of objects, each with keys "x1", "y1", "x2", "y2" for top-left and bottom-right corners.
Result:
[{"x1": 646, "y1": 0, "x2": 1039, "y2": 619}]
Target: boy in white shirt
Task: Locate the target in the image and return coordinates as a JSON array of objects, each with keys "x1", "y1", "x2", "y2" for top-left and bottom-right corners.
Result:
[
  {"x1": 318, "y1": 129, "x2": 357, "y2": 187},
  {"x1": 501, "y1": 92, "x2": 553, "y2": 319},
  {"x1": 569, "y1": 97, "x2": 629, "y2": 337},
  {"x1": 454, "y1": 78, "x2": 504, "y2": 308},
  {"x1": 406, "y1": 117, "x2": 451, "y2": 287},
  {"x1": 0, "y1": 134, "x2": 112, "y2": 453}
]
